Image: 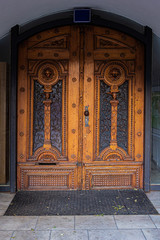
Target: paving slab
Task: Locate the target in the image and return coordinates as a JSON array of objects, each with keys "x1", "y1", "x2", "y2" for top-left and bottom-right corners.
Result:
[
  {"x1": 75, "y1": 216, "x2": 116, "y2": 230},
  {"x1": 150, "y1": 215, "x2": 160, "y2": 228},
  {"x1": 0, "y1": 202, "x2": 13, "y2": 210},
  {"x1": 0, "y1": 216, "x2": 37, "y2": 230},
  {"x1": 12, "y1": 230, "x2": 51, "y2": 240},
  {"x1": 0, "y1": 193, "x2": 15, "y2": 211},
  {"x1": 36, "y1": 216, "x2": 74, "y2": 230},
  {"x1": 50, "y1": 230, "x2": 88, "y2": 240},
  {"x1": 146, "y1": 192, "x2": 160, "y2": 201},
  {"x1": 114, "y1": 215, "x2": 156, "y2": 229},
  {"x1": 0, "y1": 231, "x2": 14, "y2": 240},
  {"x1": 0, "y1": 209, "x2": 6, "y2": 216},
  {"x1": 142, "y1": 229, "x2": 160, "y2": 240},
  {"x1": 0, "y1": 193, "x2": 15, "y2": 202},
  {"x1": 88, "y1": 230, "x2": 146, "y2": 240}
]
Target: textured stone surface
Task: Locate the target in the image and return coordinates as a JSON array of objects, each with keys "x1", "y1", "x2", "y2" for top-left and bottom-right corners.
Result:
[
  {"x1": 0, "y1": 216, "x2": 37, "y2": 230},
  {"x1": 114, "y1": 215, "x2": 156, "y2": 229},
  {"x1": 50, "y1": 230, "x2": 88, "y2": 240},
  {"x1": 89, "y1": 230, "x2": 146, "y2": 240},
  {"x1": 150, "y1": 215, "x2": 160, "y2": 228},
  {"x1": 0, "y1": 231, "x2": 14, "y2": 240},
  {"x1": 12, "y1": 230, "x2": 50, "y2": 240},
  {"x1": 75, "y1": 216, "x2": 116, "y2": 230},
  {"x1": 142, "y1": 229, "x2": 160, "y2": 240},
  {"x1": 36, "y1": 216, "x2": 74, "y2": 230}
]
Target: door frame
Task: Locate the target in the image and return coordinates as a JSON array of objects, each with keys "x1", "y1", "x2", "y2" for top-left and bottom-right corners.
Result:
[{"x1": 10, "y1": 9, "x2": 152, "y2": 193}]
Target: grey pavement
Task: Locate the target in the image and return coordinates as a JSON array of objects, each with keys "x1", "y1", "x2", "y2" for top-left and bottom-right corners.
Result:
[{"x1": 0, "y1": 191, "x2": 159, "y2": 240}]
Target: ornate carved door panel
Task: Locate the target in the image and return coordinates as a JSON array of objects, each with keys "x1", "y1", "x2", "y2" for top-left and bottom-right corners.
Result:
[{"x1": 17, "y1": 25, "x2": 144, "y2": 190}]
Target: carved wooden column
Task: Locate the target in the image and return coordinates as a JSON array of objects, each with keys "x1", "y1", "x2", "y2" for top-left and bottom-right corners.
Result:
[
  {"x1": 43, "y1": 91, "x2": 52, "y2": 149},
  {"x1": 104, "y1": 65, "x2": 125, "y2": 151},
  {"x1": 110, "y1": 92, "x2": 119, "y2": 150},
  {"x1": 38, "y1": 64, "x2": 59, "y2": 149}
]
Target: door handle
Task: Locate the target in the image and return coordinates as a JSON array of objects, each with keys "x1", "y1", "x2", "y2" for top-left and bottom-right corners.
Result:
[{"x1": 84, "y1": 106, "x2": 89, "y2": 127}]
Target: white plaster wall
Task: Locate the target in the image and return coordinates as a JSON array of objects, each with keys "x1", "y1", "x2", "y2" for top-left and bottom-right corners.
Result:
[{"x1": 0, "y1": 0, "x2": 160, "y2": 38}]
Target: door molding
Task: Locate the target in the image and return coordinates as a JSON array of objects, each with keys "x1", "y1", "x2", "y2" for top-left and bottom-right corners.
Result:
[{"x1": 10, "y1": 9, "x2": 152, "y2": 192}]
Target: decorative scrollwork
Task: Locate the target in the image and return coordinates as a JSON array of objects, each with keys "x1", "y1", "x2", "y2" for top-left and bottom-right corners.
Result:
[{"x1": 106, "y1": 154, "x2": 122, "y2": 161}]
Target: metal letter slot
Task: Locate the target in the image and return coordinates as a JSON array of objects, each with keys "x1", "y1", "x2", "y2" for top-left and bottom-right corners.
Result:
[{"x1": 84, "y1": 106, "x2": 89, "y2": 127}]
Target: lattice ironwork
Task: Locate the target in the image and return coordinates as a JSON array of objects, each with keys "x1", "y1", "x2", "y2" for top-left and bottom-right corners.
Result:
[
  {"x1": 117, "y1": 81, "x2": 128, "y2": 152},
  {"x1": 99, "y1": 80, "x2": 111, "y2": 152},
  {"x1": 33, "y1": 81, "x2": 45, "y2": 153},
  {"x1": 50, "y1": 80, "x2": 62, "y2": 152},
  {"x1": 99, "y1": 80, "x2": 128, "y2": 153}
]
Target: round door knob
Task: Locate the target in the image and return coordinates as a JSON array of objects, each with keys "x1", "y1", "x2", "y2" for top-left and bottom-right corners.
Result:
[{"x1": 84, "y1": 110, "x2": 89, "y2": 116}]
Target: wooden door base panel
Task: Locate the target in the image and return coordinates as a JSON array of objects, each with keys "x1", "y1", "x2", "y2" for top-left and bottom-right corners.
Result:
[
  {"x1": 84, "y1": 164, "x2": 143, "y2": 190},
  {"x1": 17, "y1": 165, "x2": 77, "y2": 190}
]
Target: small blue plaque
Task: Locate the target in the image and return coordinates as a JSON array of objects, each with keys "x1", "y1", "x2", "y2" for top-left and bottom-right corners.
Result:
[{"x1": 74, "y1": 9, "x2": 91, "y2": 23}]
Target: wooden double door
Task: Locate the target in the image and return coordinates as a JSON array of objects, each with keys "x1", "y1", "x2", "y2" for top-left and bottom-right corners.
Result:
[{"x1": 17, "y1": 25, "x2": 144, "y2": 190}]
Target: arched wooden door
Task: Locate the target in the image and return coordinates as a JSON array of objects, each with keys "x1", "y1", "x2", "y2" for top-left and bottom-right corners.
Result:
[{"x1": 17, "y1": 25, "x2": 144, "y2": 190}]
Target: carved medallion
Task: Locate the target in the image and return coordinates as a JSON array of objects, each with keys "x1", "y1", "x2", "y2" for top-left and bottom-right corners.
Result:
[
  {"x1": 20, "y1": 109, "x2": 25, "y2": 114},
  {"x1": 72, "y1": 103, "x2": 76, "y2": 108},
  {"x1": 108, "y1": 68, "x2": 121, "y2": 81},
  {"x1": 137, "y1": 109, "x2": 142, "y2": 114},
  {"x1": 72, "y1": 129, "x2": 76, "y2": 134},
  {"x1": 20, "y1": 87, "x2": 25, "y2": 92},
  {"x1": 104, "y1": 63, "x2": 126, "y2": 87},
  {"x1": 120, "y1": 53, "x2": 125, "y2": 58},
  {"x1": 137, "y1": 132, "x2": 142, "y2": 136},
  {"x1": 20, "y1": 65, "x2": 25, "y2": 70},
  {"x1": 54, "y1": 53, "x2": 59, "y2": 57},
  {"x1": 38, "y1": 63, "x2": 58, "y2": 86},
  {"x1": 104, "y1": 53, "x2": 110, "y2": 58},
  {"x1": 19, "y1": 154, "x2": 24, "y2": 159},
  {"x1": 38, "y1": 52, "x2": 43, "y2": 57},
  {"x1": 72, "y1": 78, "x2": 77, "y2": 82}
]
